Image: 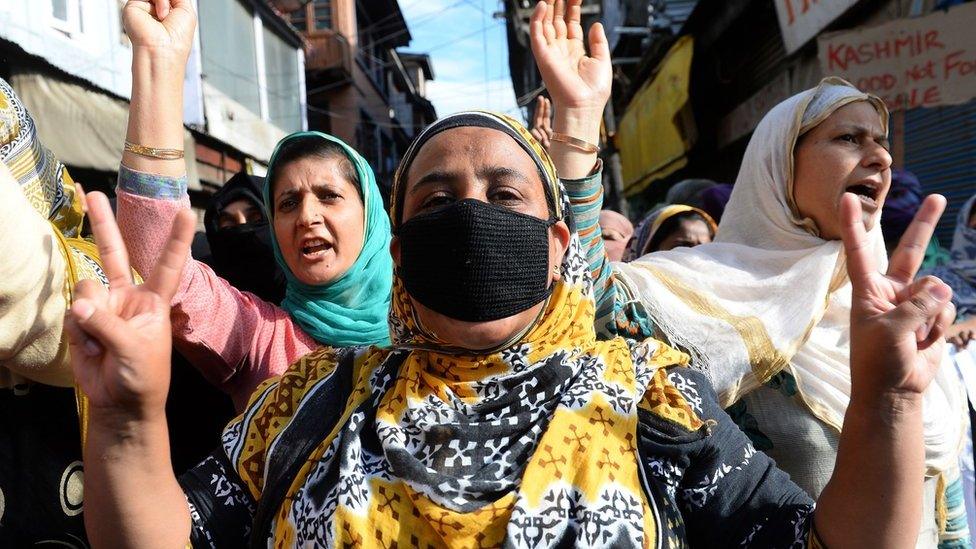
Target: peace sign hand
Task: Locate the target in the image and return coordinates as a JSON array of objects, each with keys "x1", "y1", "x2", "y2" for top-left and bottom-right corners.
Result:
[
  {"x1": 842, "y1": 193, "x2": 955, "y2": 399},
  {"x1": 64, "y1": 192, "x2": 194, "y2": 419}
]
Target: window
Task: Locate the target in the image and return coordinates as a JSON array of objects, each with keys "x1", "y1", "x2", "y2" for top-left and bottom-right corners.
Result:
[
  {"x1": 356, "y1": 10, "x2": 389, "y2": 98},
  {"x1": 380, "y1": 133, "x2": 396, "y2": 180},
  {"x1": 290, "y1": 6, "x2": 308, "y2": 31},
  {"x1": 290, "y1": 1, "x2": 330, "y2": 33},
  {"x1": 357, "y1": 110, "x2": 380, "y2": 174},
  {"x1": 199, "y1": 0, "x2": 261, "y2": 115},
  {"x1": 263, "y1": 26, "x2": 303, "y2": 133},
  {"x1": 50, "y1": 0, "x2": 83, "y2": 36},
  {"x1": 313, "y1": 1, "x2": 332, "y2": 30},
  {"x1": 52, "y1": 0, "x2": 68, "y2": 21}
]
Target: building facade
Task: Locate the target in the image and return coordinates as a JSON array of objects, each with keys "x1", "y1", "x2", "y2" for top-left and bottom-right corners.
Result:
[
  {"x1": 504, "y1": 0, "x2": 976, "y2": 241},
  {"x1": 282, "y1": 0, "x2": 437, "y2": 199},
  {"x1": 0, "y1": 0, "x2": 307, "y2": 218},
  {"x1": 611, "y1": 0, "x2": 974, "y2": 240}
]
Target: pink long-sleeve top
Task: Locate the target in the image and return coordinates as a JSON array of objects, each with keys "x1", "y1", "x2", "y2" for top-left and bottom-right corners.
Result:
[{"x1": 116, "y1": 165, "x2": 317, "y2": 409}]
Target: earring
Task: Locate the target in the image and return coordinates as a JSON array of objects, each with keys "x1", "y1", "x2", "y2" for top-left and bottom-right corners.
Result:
[{"x1": 553, "y1": 265, "x2": 561, "y2": 277}]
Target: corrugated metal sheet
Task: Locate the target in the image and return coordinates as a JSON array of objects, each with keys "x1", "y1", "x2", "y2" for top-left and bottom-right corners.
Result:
[
  {"x1": 710, "y1": 0, "x2": 787, "y2": 116},
  {"x1": 662, "y1": 0, "x2": 698, "y2": 34},
  {"x1": 617, "y1": 36, "x2": 696, "y2": 195},
  {"x1": 904, "y1": 100, "x2": 976, "y2": 245}
]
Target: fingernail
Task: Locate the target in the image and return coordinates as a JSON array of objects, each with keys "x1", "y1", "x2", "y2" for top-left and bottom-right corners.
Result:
[
  {"x1": 73, "y1": 300, "x2": 94, "y2": 321},
  {"x1": 84, "y1": 339, "x2": 102, "y2": 356},
  {"x1": 931, "y1": 283, "x2": 952, "y2": 301}
]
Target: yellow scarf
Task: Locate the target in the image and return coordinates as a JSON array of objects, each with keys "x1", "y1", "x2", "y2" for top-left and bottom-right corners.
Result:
[
  {"x1": 222, "y1": 112, "x2": 704, "y2": 547},
  {"x1": 1, "y1": 77, "x2": 123, "y2": 448}
]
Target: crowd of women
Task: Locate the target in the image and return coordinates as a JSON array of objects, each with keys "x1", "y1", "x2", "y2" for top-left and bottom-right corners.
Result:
[{"x1": 1, "y1": 0, "x2": 976, "y2": 546}]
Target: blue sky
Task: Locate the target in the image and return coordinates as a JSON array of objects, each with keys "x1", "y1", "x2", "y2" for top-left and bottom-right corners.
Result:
[{"x1": 400, "y1": 0, "x2": 521, "y2": 119}]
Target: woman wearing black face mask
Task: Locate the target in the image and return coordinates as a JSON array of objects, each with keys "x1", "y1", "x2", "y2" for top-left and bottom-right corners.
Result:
[
  {"x1": 69, "y1": 2, "x2": 955, "y2": 546},
  {"x1": 203, "y1": 170, "x2": 286, "y2": 304}
]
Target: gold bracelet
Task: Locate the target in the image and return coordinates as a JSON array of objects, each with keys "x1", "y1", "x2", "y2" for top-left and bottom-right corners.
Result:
[
  {"x1": 550, "y1": 132, "x2": 600, "y2": 154},
  {"x1": 124, "y1": 140, "x2": 184, "y2": 160}
]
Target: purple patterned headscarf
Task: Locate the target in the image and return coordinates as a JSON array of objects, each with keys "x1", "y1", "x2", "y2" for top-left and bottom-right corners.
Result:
[{"x1": 700, "y1": 184, "x2": 733, "y2": 224}]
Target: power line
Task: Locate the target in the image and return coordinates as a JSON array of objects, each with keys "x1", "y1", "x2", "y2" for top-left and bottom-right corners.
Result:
[
  {"x1": 306, "y1": 103, "x2": 427, "y2": 130},
  {"x1": 422, "y1": 75, "x2": 512, "y2": 96},
  {"x1": 304, "y1": 19, "x2": 505, "y2": 97},
  {"x1": 356, "y1": 0, "x2": 469, "y2": 37},
  {"x1": 480, "y1": 0, "x2": 489, "y2": 106},
  {"x1": 199, "y1": 5, "x2": 512, "y2": 126},
  {"x1": 425, "y1": 20, "x2": 504, "y2": 53},
  {"x1": 354, "y1": 1, "x2": 463, "y2": 55}
]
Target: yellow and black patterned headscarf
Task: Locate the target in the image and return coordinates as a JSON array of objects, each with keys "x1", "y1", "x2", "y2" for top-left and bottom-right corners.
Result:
[
  {"x1": 0, "y1": 77, "x2": 84, "y2": 237},
  {"x1": 1, "y1": 77, "x2": 120, "y2": 443},
  {"x1": 390, "y1": 111, "x2": 562, "y2": 229},
  {"x1": 221, "y1": 112, "x2": 704, "y2": 546},
  {"x1": 388, "y1": 111, "x2": 565, "y2": 350},
  {"x1": 0, "y1": 77, "x2": 110, "y2": 292}
]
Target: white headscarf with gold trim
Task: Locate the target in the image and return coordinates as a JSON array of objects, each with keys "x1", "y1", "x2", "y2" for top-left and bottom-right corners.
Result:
[{"x1": 614, "y1": 77, "x2": 965, "y2": 475}]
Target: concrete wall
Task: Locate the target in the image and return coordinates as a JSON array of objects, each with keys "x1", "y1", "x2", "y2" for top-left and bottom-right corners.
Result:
[{"x1": 0, "y1": 0, "x2": 132, "y2": 99}]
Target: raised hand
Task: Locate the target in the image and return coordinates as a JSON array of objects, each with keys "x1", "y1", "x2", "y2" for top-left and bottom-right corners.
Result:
[
  {"x1": 530, "y1": 95, "x2": 554, "y2": 150},
  {"x1": 122, "y1": 0, "x2": 196, "y2": 56},
  {"x1": 64, "y1": 192, "x2": 195, "y2": 417},
  {"x1": 841, "y1": 192, "x2": 955, "y2": 397},
  {"x1": 529, "y1": 0, "x2": 611, "y2": 113}
]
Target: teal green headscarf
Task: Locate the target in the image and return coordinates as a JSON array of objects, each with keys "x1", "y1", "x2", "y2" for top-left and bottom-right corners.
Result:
[{"x1": 263, "y1": 131, "x2": 392, "y2": 347}]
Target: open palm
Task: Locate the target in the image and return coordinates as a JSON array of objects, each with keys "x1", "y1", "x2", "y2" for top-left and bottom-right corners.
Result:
[
  {"x1": 122, "y1": 0, "x2": 196, "y2": 54},
  {"x1": 65, "y1": 192, "x2": 194, "y2": 414},
  {"x1": 529, "y1": 0, "x2": 611, "y2": 111},
  {"x1": 841, "y1": 193, "x2": 955, "y2": 396}
]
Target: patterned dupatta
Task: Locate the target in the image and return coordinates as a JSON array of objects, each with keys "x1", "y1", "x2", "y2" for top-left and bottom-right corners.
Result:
[
  {"x1": 0, "y1": 77, "x2": 118, "y2": 445},
  {"x1": 221, "y1": 112, "x2": 703, "y2": 547},
  {"x1": 0, "y1": 76, "x2": 112, "y2": 292}
]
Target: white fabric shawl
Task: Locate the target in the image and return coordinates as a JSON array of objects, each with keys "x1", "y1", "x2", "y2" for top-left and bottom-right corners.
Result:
[{"x1": 614, "y1": 77, "x2": 965, "y2": 475}]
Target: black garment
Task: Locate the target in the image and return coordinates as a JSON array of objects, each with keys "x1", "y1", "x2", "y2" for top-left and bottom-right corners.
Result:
[
  {"x1": 0, "y1": 383, "x2": 87, "y2": 546},
  {"x1": 204, "y1": 171, "x2": 285, "y2": 305},
  {"x1": 166, "y1": 354, "x2": 235, "y2": 475},
  {"x1": 191, "y1": 230, "x2": 212, "y2": 267}
]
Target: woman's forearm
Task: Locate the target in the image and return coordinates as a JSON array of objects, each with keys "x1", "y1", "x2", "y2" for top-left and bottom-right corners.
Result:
[
  {"x1": 0, "y1": 168, "x2": 71, "y2": 386},
  {"x1": 123, "y1": 47, "x2": 186, "y2": 177},
  {"x1": 815, "y1": 392, "x2": 925, "y2": 548},
  {"x1": 550, "y1": 106, "x2": 602, "y2": 180},
  {"x1": 84, "y1": 412, "x2": 190, "y2": 548}
]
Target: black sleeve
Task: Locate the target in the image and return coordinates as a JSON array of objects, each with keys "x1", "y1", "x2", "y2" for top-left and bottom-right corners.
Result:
[
  {"x1": 638, "y1": 367, "x2": 816, "y2": 548},
  {"x1": 179, "y1": 450, "x2": 256, "y2": 548}
]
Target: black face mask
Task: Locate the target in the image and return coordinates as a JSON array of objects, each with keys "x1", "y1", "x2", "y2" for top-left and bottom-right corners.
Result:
[
  {"x1": 208, "y1": 222, "x2": 286, "y2": 304},
  {"x1": 396, "y1": 199, "x2": 557, "y2": 322}
]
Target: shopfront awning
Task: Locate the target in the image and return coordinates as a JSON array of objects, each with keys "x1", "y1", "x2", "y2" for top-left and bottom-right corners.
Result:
[{"x1": 10, "y1": 71, "x2": 201, "y2": 190}]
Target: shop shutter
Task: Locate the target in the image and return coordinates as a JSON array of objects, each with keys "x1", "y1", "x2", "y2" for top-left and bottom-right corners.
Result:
[{"x1": 904, "y1": 100, "x2": 976, "y2": 245}]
